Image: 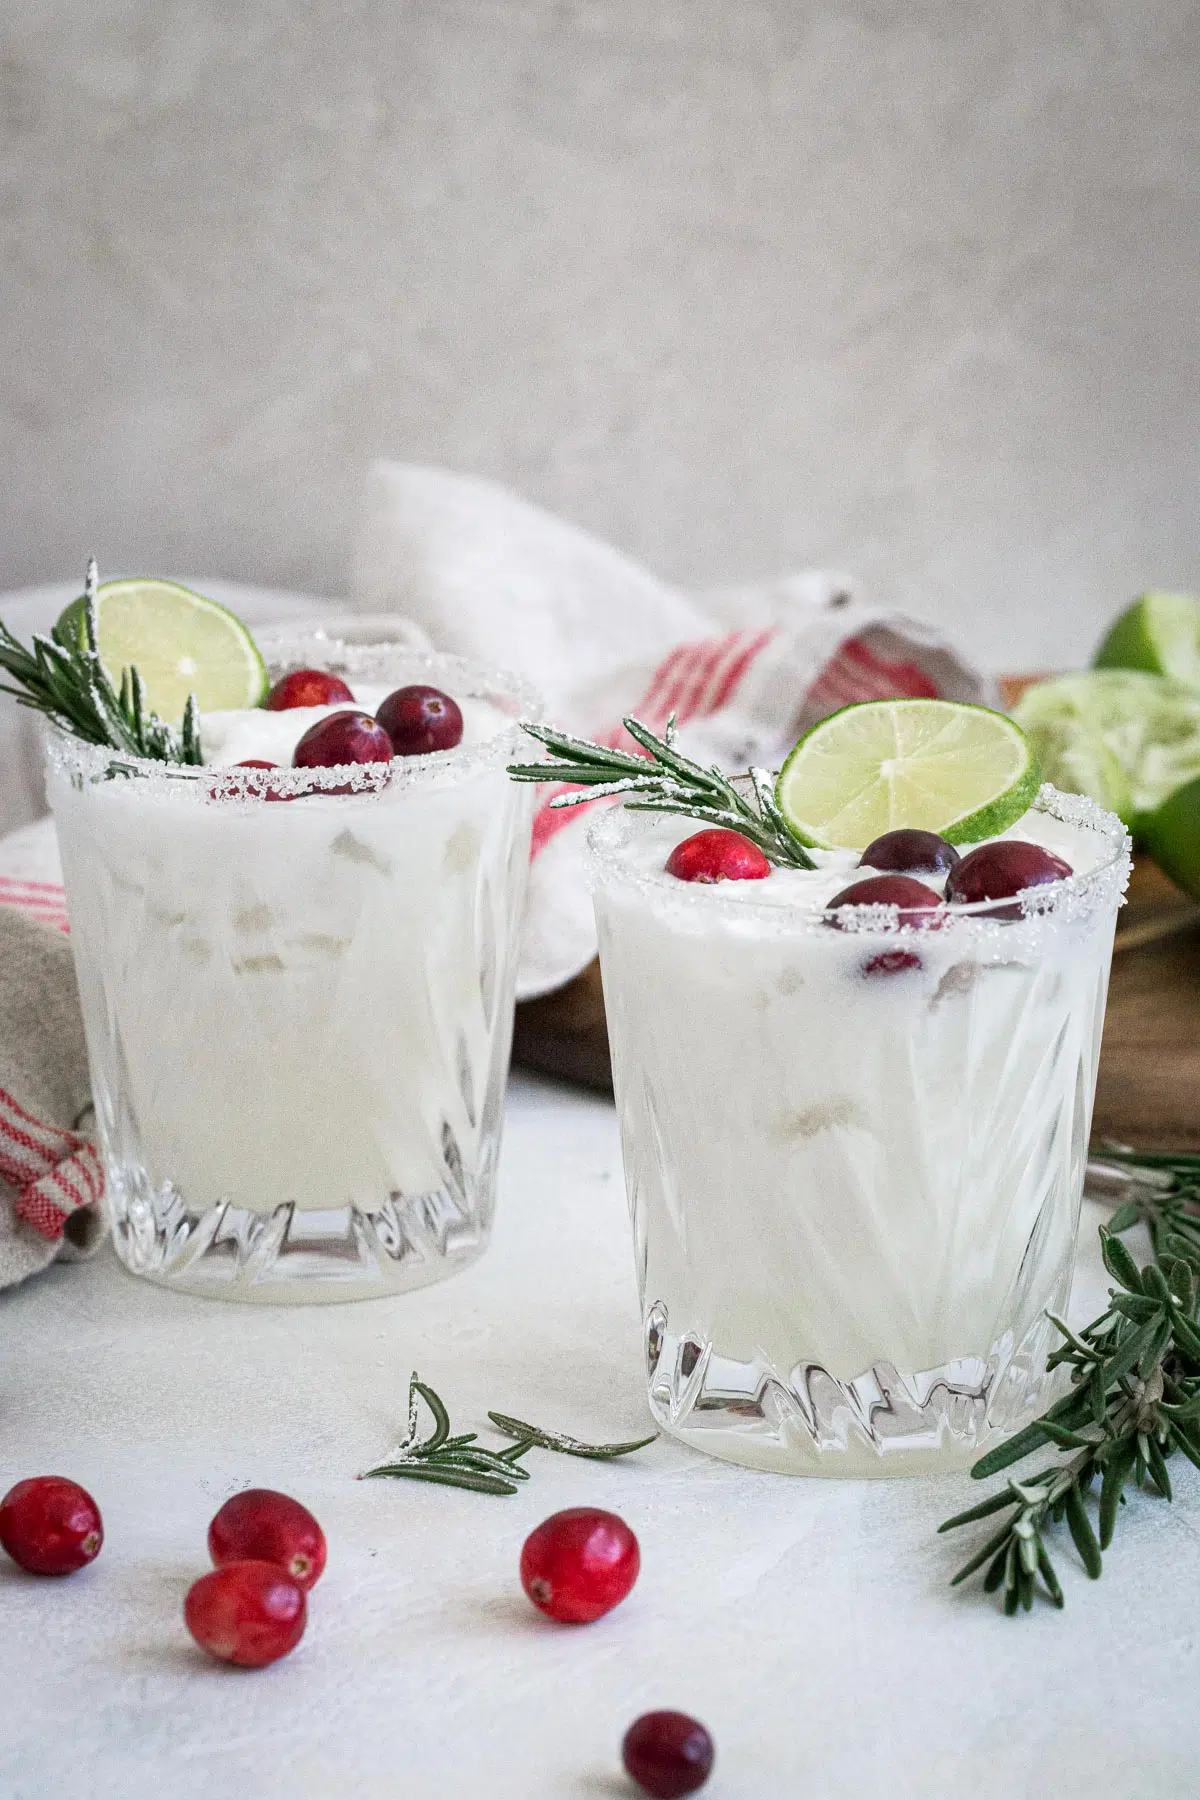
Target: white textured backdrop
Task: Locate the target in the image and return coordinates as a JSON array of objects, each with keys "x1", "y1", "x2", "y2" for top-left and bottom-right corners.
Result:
[{"x1": 1, "y1": 0, "x2": 1197, "y2": 671}]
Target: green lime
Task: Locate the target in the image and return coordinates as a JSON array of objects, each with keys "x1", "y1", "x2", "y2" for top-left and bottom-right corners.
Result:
[
  {"x1": 1139, "y1": 776, "x2": 1200, "y2": 902},
  {"x1": 775, "y1": 698, "x2": 1040, "y2": 850},
  {"x1": 1014, "y1": 670, "x2": 1200, "y2": 827},
  {"x1": 56, "y1": 579, "x2": 268, "y2": 722},
  {"x1": 1095, "y1": 592, "x2": 1200, "y2": 687}
]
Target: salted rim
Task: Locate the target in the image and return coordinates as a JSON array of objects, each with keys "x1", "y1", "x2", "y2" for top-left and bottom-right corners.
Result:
[
  {"x1": 586, "y1": 784, "x2": 1132, "y2": 938},
  {"x1": 43, "y1": 633, "x2": 544, "y2": 804}
]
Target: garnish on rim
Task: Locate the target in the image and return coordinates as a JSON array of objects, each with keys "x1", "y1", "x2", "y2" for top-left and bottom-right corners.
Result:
[
  {"x1": 0, "y1": 560, "x2": 203, "y2": 764},
  {"x1": 776, "y1": 698, "x2": 1040, "y2": 850},
  {"x1": 508, "y1": 715, "x2": 817, "y2": 870}
]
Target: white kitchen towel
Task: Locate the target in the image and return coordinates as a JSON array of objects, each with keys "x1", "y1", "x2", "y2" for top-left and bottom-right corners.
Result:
[{"x1": 356, "y1": 463, "x2": 997, "y2": 994}]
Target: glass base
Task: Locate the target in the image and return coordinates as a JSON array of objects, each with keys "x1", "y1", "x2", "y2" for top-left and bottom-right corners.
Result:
[
  {"x1": 107, "y1": 1167, "x2": 492, "y2": 1304},
  {"x1": 645, "y1": 1307, "x2": 1068, "y2": 1477}
]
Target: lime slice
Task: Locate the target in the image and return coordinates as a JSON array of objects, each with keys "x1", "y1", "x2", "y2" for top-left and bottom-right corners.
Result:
[
  {"x1": 56, "y1": 579, "x2": 267, "y2": 722},
  {"x1": 775, "y1": 699, "x2": 1039, "y2": 850},
  {"x1": 1014, "y1": 670, "x2": 1200, "y2": 827},
  {"x1": 1095, "y1": 592, "x2": 1200, "y2": 687},
  {"x1": 1140, "y1": 776, "x2": 1200, "y2": 902}
]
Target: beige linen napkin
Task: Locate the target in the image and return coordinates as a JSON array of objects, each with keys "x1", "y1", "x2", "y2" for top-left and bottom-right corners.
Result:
[{"x1": 0, "y1": 906, "x2": 105, "y2": 1287}]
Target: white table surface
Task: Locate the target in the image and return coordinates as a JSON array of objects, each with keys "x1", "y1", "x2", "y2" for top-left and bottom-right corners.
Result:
[{"x1": 2, "y1": 1073, "x2": 1197, "y2": 1800}]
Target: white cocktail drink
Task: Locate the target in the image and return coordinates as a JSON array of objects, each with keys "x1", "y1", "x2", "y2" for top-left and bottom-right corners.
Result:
[
  {"x1": 46, "y1": 636, "x2": 538, "y2": 1302},
  {"x1": 590, "y1": 790, "x2": 1130, "y2": 1474}
]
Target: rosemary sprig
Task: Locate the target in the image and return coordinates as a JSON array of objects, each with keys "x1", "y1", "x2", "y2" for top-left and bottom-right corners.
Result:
[
  {"x1": 507, "y1": 715, "x2": 816, "y2": 870},
  {"x1": 1100, "y1": 1148, "x2": 1200, "y2": 1268},
  {"x1": 940, "y1": 1213, "x2": 1200, "y2": 1613},
  {"x1": 359, "y1": 1374, "x2": 659, "y2": 1496},
  {"x1": 0, "y1": 559, "x2": 201, "y2": 764}
]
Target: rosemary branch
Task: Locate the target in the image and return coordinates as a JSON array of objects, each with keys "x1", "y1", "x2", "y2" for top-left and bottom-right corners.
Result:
[
  {"x1": 0, "y1": 559, "x2": 202, "y2": 764},
  {"x1": 941, "y1": 1151, "x2": 1200, "y2": 1614},
  {"x1": 359, "y1": 1374, "x2": 658, "y2": 1496},
  {"x1": 507, "y1": 716, "x2": 816, "y2": 870}
]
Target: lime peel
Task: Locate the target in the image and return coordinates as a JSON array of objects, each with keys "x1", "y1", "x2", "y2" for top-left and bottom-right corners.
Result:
[{"x1": 775, "y1": 699, "x2": 1040, "y2": 851}]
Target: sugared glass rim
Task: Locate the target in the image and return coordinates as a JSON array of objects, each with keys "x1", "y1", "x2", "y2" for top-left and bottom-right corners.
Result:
[
  {"x1": 43, "y1": 631, "x2": 544, "y2": 805},
  {"x1": 586, "y1": 784, "x2": 1132, "y2": 938}
]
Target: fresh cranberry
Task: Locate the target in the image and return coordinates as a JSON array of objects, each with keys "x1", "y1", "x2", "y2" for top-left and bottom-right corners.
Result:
[
  {"x1": 945, "y1": 840, "x2": 1072, "y2": 918},
  {"x1": 208, "y1": 1489, "x2": 326, "y2": 1591},
  {"x1": 376, "y1": 684, "x2": 464, "y2": 756},
  {"x1": 859, "y1": 829, "x2": 959, "y2": 875},
  {"x1": 292, "y1": 710, "x2": 393, "y2": 769},
  {"x1": 0, "y1": 1476, "x2": 103, "y2": 1576},
  {"x1": 622, "y1": 1712, "x2": 715, "y2": 1798},
  {"x1": 184, "y1": 1560, "x2": 306, "y2": 1668},
  {"x1": 665, "y1": 829, "x2": 771, "y2": 884},
  {"x1": 827, "y1": 874, "x2": 945, "y2": 919},
  {"x1": 861, "y1": 948, "x2": 923, "y2": 976},
  {"x1": 264, "y1": 669, "x2": 355, "y2": 711},
  {"x1": 235, "y1": 759, "x2": 278, "y2": 770},
  {"x1": 519, "y1": 1507, "x2": 640, "y2": 1624}
]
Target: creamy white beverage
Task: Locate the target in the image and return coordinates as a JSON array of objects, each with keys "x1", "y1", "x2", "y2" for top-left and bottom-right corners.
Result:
[
  {"x1": 47, "y1": 637, "x2": 538, "y2": 1303},
  {"x1": 590, "y1": 789, "x2": 1131, "y2": 1475}
]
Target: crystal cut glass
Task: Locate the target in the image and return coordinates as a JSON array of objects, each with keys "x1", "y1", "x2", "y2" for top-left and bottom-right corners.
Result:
[
  {"x1": 45, "y1": 631, "x2": 539, "y2": 1303},
  {"x1": 589, "y1": 789, "x2": 1132, "y2": 1475}
]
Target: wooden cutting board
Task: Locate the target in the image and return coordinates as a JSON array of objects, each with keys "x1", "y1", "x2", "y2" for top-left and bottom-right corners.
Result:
[{"x1": 512, "y1": 677, "x2": 1199, "y2": 1149}]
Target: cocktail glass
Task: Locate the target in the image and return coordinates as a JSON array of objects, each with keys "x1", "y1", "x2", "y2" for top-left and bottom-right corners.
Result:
[
  {"x1": 589, "y1": 790, "x2": 1131, "y2": 1475},
  {"x1": 45, "y1": 631, "x2": 539, "y2": 1303}
]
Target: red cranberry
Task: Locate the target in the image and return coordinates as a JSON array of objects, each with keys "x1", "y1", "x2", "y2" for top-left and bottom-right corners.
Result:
[
  {"x1": 235, "y1": 759, "x2": 278, "y2": 770},
  {"x1": 859, "y1": 829, "x2": 959, "y2": 875},
  {"x1": 209, "y1": 1489, "x2": 326, "y2": 1591},
  {"x1": 292, "y1": 710, "x2": 393, "y2": 769},
  {"x1": 861, "y1": 948, "x2": 923, "y2": 976},
  {"x1": 827, "y1": 874, "x2": 945, "y2": 919},
  {"x1": 519, "y1": 1507, "x2": 640, "y2": 1624},
  {"x1": 376, "y1": 684, "x2": 464, "y2": 755},
  {"x1": 622, "y1": 1711, "x2": 715, "y2": 1798},
  {"x1": 264, "y1": 669, "x2": 355, "y2": 711},
  {"x1": 0, "y1": 1476, "x2": 103, "y2": 1576},
  {"x1": 945, "y1": 840, "x2": 1072, "y2": 919},
  {"x1": 665, "y1": 829, "x2": 771, "y2": 884},
  {"x1": 184, "y1": 1560, "x2": 306, "y2": 1668}
]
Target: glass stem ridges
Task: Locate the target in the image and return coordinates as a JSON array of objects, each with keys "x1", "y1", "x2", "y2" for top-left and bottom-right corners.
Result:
[
  {"x1": 507, "y1": 714, "x2": 817, "y2": 869},
  {"x1": 941, "y1": 1150, "x2": 1200, "y2": 1613},
  {"x1": 0, "y1": 558, "x2": 201, "y2": 763}
]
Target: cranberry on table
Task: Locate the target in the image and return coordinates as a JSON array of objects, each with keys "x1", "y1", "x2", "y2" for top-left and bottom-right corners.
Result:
[
  {"x1": 859, "y1": 829, "x2": 959, "y2": 875},
  {"x1": 520, "y1": 1507, "x2": 640, "y2": 1624},
  {"x1": 0, "y1": 1476, "x2": 103, "y2": 1576},
  {"x1": 292, "y1": 710, "x2": 394, "y2": 769},
  {"x1": 264, "y1": 669, "x2": 355, "y2": 711},
  {"x1": 622, "y1": 1711, "x2": 715, "y2": 1798},
  {"x1": 945, "y1": 840, "x2": 1072, "y2": 918},
  {"x1": 665, "y1": 829, "x2": 771, "y2": 884},
  {"x1": 827, "y1": 874, "x2": 945, "y2": 919},
  {"x1": 376, "y1": 684, "x2": 464, "y2": 756},
  {"x1": 209, "y1": 1489, "x2": 326, "y2": 1591},
  {"x1": 185, "y1": 1560, "x2": 306, "y2": 1668}
]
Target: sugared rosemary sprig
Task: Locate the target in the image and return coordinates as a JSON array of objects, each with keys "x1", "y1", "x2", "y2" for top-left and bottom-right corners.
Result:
[
  {"x1": 359, "y1": 1373, "x2": 658, "y2": 1496},
  {"x1": 0, "y1": 559, "x2": 201, "y2": 764},
  {"x1": 508, "y1": 716, "x2": 816, "y2": 869},
  {"x1": 941, "y1": 1212, "x2": 1200, "y2": 1614}
]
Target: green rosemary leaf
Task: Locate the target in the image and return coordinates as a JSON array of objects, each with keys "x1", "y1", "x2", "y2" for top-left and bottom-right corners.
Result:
[
  {"x1": 950, "y1": 1516, "x2": 1021, "y2": 1586},
  {"x1": 487, "y1": 1411, "x2": 659, "y2": 1460},
  {"x1": 1107, "y1": 1201, "x2": 1145, "y2": 1235},
  {"x1": 1100, "y1": 1227, "x2": 1146, "y2": 1294},
  {"x1": 938, "y1": 1487, "x2": 1022, "y2": 1532},
  {"x1": 1064, "y1": 1483, "x2": 1103, "y2": 1578},
  {"x1": 1140, "y1": 1316, "x2": 1175, "y2": 1379},
  {"x1": 1144, "y1": 1433, "x2": 1173, "y2": 1500},
  {"x1": 970, "y1": 1422, "x2": 1053, "y2": 1481},
  {"x1": 410, "y1": 1375, "x2": 451, "y2": 1454},
  {"x1": 1168, "y1": 1422, "x2": 1200, "y2": 1471},
  {"x1": 1037, "y1": 1421, "x2": 1095, "y2": 1450},
  {"x1": 1098, "y1": 1438, "x2": 1138, "y2": 1548},
  {"x1": 1037, "y1": 1545, "x2": 1065, "y2": 1607},
  {"x1": 983, "y1": 1546, "x2": 1010, "y2": 1593},
  {"x1": 361, "y1": 1462, "x2": 519, "y2": 1496},
  {"x1": 1100, "y1": 1313, "x2": 1166, "y2": 1388},
  {"x1": 1168, "y1": 1309, "x2": 1200, "y2": 1364}
]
